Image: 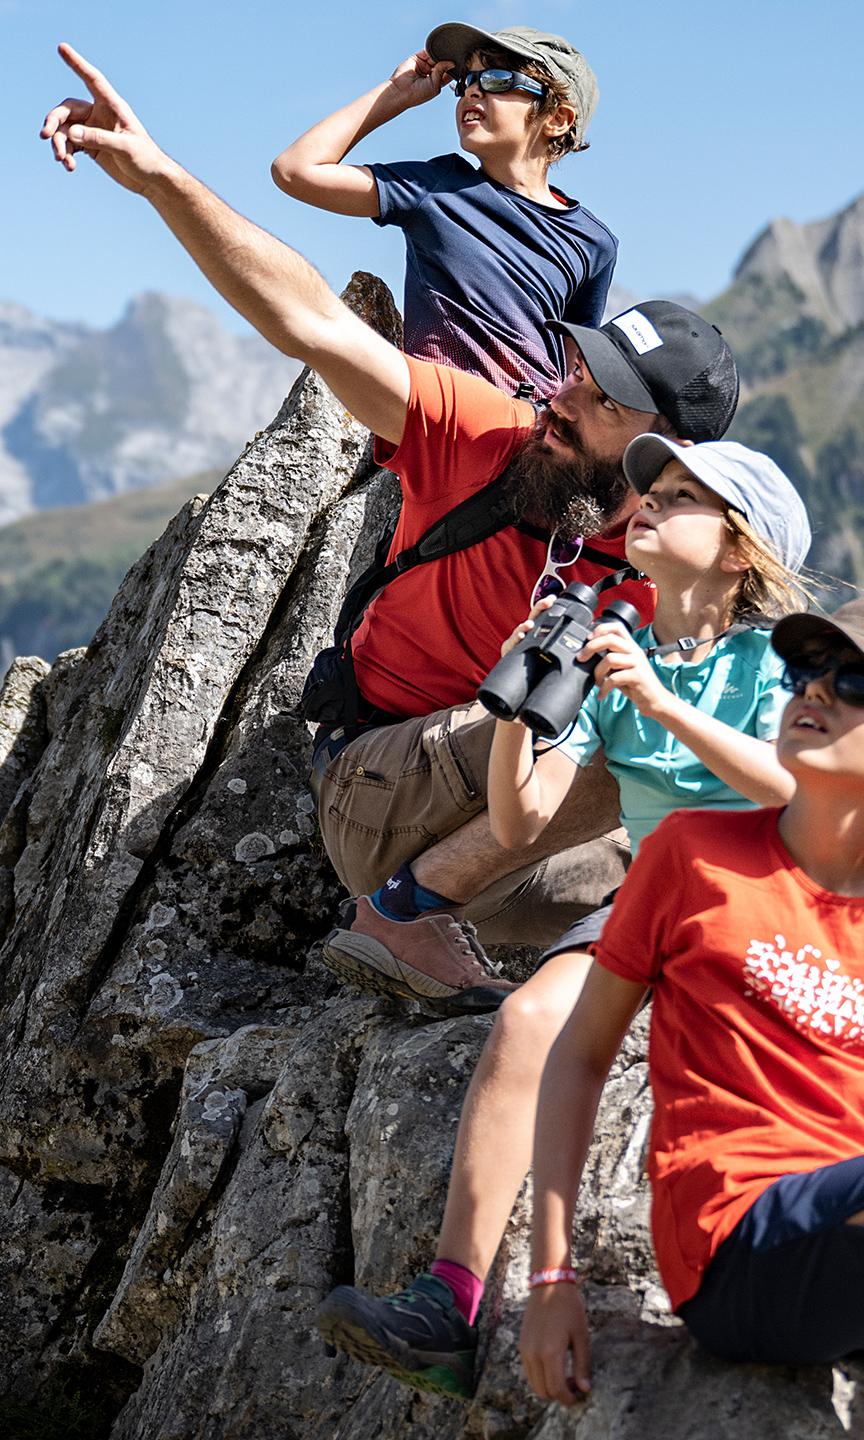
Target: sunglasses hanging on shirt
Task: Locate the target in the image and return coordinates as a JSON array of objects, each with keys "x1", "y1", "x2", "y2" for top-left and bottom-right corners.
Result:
[{"x1": 531, "y1": 534, "x2": 584, "y2": 607}]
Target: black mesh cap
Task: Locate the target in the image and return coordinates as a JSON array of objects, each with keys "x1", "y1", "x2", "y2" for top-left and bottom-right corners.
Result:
[{"x1": 548, "y1": 301, "x2": 740, "y2": 442}]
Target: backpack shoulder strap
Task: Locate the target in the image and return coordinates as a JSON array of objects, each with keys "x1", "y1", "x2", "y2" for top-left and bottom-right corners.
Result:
[{"x1": 333, "y1": 471, "x2": 516, "y2": 647}]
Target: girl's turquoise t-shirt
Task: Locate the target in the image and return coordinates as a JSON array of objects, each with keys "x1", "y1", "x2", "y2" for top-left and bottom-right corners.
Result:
[{"x1": 556, "y1": 626, "x2": 787, "y2": 856}]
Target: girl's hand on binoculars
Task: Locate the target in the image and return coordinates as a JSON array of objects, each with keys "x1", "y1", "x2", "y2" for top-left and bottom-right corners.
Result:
[
  {"x1": 582, "y1": 624, "x2": 666, "y2": 712},
  {"x1": 500, "y1": 595, "x2": 555, "y2": 658}
]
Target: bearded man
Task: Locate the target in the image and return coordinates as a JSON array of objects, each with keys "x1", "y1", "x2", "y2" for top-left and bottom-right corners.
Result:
[{"x1": 315, "y1": 303, "x2": 740, "y2": 1008}]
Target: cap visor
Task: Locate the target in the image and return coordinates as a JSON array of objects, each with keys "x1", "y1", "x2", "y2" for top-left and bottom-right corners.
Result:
[
  {"x1": 623, "y1": 435, "x2": 757, "y2": 522},
  {"x1": 771, "y1": 612, "x2": 864, "y2": 663},
  {"x1": 549, "y1": 321, "x2": 659, "y2": 414},
  {"x1": 425, "y1": 23, "x2": 501, "y2": 64},
  {"x1": 622, "y1": 435, "x2": 691, "y2": 493}
]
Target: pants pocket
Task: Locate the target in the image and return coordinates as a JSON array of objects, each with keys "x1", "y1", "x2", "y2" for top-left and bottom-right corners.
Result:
[
  {"x1": 426, "y1": 703, "x2": 494, "y2": 815},
  {"x1": 318, "y1": 746, "x2": 435, "y2": 893}
]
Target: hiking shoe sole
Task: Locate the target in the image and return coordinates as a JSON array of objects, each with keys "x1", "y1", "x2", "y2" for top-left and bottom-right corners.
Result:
[
  {"x1": 317, "y1": 1287, "x2": 474, "y2": 1400},
  {"x1": 321, "y1": 930, "x2": 508, "y2": 1015}
]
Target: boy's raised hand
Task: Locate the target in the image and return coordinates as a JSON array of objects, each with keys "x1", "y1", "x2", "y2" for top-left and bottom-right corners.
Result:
[
  {"x1": 387, "y1": 50, "x2": 455, "y2": 108},
  {"x1": 41, "y1": 43, "x2": 166, "y2": 193}
]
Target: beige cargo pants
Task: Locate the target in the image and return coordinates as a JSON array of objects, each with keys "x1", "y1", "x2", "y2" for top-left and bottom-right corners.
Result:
[{"x1": 314, "y1": 700, "x2": 628, "y2": 948}]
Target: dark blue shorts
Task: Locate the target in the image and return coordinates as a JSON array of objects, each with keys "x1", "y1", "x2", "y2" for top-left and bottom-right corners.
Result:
[
  {"x1": 679, "y1": 1154, "x2": 864, "y2": 1365},
  {"x1": 535, "y1": 889, "x2": 619, "y2": 967}
]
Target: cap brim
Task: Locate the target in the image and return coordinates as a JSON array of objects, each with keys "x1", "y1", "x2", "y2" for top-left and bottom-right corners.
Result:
[
  {"x1": 426, "y1": 23, "x2": 502, "y2": 65},
  {"x1": 548, "y1": 321, "x2": 659, "y2": 414},
  {"x1": 771, "y1": 612, "x2": 864, "y2": 663},
  {"x1": 622, "y1": 435, "x2": 694, "y2": 492}
]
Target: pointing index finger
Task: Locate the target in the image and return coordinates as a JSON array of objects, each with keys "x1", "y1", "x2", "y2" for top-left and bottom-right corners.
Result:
[{"x1": 57, "y1": 42, "x2": 133, "y2": 121}]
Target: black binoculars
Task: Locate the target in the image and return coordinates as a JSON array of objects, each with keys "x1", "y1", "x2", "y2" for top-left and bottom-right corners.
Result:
[{"x1": 478, "y1": 580, "x2": 641, "y2": 738}]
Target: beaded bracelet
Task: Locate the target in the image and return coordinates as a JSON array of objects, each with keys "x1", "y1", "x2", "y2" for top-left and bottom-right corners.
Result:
[{"x1": 528, "y1": 1267, "x2": 580, "y2": 1290}]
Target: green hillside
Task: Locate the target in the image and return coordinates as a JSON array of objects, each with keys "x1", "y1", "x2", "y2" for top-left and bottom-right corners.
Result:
[{"x1": 0, "y1": 473, "x2": 220, "y2": 663}]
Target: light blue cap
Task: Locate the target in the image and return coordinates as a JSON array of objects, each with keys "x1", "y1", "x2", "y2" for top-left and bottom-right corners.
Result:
[{"x1": 622, "y1": 436, "x2": 812, "y2": 572}]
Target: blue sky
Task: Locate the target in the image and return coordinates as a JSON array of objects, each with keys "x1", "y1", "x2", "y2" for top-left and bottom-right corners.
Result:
[{"x1": 4, "y1": 0, "x2": 863, "y2": 333}]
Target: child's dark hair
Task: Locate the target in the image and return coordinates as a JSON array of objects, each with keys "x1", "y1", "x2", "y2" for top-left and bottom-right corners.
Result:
[{"x1": 475, "y1": 48, "x2": 586, "y2": 163}]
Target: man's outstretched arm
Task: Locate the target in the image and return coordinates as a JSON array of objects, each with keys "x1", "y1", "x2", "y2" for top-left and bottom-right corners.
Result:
[{"x1": 41, "y1": 43, "x2": 411, "y2": 445}]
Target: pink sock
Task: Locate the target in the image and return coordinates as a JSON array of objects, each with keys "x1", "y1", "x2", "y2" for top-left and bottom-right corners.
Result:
[{"x1": 430, "y1": 1259, "x2": 485, "y2": 1326}]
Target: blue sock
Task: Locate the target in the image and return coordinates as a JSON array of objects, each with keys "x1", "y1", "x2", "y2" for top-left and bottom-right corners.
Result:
[{"x1": 369, "y1": 863, "x2": 459, "y2": 922}]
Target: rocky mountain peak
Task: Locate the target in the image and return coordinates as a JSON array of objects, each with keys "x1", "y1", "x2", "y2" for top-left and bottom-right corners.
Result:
[
  {"x1": 733, "y1": 191, "x2": 864, "y2": 332},
  {"x1": 0, "y1": 300, "x2": 88, "y2": 348},
  {"x1": 0, "y1": 293, "x2": 302, "y2": 525}
]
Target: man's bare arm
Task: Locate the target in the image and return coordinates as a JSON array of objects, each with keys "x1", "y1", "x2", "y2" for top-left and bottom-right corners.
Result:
[{"x1": 41, "y1": 44, "x2": 410, "y2": 444}]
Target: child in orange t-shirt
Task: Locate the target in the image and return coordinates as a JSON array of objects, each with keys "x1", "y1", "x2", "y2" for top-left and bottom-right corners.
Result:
[{"x1": 521, "y1": 598, "x2": 864, "y2": 1404}]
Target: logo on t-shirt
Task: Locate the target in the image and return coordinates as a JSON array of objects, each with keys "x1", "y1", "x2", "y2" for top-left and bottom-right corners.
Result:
[
  {"x1": 611, "y1": 309, "x2": 664, "y2": 355},
  {"x1": 743, "y1": 932, "x2": 864, "y2": 1051}
]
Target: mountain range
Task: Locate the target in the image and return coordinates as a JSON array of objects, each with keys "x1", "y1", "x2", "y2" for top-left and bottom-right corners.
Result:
[
  {"x1": 614, "y1": 192, "x2": 864, "y2": 585},
  {"x1": 708, "y1": 192, "x2": 864, "y2": 584},
  {"x1": 0, "y1": 293, "x2": 301, "y2": 527}
]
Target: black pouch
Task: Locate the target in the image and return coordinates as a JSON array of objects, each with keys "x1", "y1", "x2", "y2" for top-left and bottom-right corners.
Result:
[{"x1": 296, "y1": 646, "x2": 353, "y2": 727}]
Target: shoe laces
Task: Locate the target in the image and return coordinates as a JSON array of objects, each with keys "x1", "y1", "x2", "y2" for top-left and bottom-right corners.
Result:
[{"x1": 443, "y1": 916, "x2": 503, "y2": 978}]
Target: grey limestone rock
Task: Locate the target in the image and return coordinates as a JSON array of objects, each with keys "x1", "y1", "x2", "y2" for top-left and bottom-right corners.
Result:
[
  {"x1": 0, "y1": 653, "x2": 50, "y2": 822},
  {"x1": 0, "y1": 272, "x2": 859, "y2": 1439},
  {"x1": 0, "y1": 652, "x2": 50, "y2": 929}
]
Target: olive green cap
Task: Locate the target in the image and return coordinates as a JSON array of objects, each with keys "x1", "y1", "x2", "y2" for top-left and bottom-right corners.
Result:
[{"x1": 426, "y1": 22, "x2": 599, "y2": 148}]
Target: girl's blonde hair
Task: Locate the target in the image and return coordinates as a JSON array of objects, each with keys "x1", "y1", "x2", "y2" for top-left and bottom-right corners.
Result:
[{"x1": 725, "y1": 509, "x2": 815, "y2": 622}]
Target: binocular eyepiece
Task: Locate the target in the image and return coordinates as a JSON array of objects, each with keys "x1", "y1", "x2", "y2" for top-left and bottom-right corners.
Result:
[{"x1": 478, "y1": 580, "x2": 641, "y2": 738}]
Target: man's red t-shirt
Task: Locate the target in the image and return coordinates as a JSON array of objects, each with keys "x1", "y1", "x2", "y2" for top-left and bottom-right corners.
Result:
[
  {"x1": 595, "y1": 807, "x2": 864, "y2": 1310},
  {"x1": 351, "y1": 357, "x2": 654, "y2": 718}
]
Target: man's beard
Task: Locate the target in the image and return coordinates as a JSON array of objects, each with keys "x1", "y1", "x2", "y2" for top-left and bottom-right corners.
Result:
[{"x1": 503, "y1": 409, "x2": 631, "y2": 536}]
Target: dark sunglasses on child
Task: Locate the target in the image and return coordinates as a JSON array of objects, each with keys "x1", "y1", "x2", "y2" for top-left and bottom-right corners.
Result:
[
  {"x1": 781, "y1": 655, "x2": 864, "y2": 706},
  {"x1": 454, "y1": 67, "x2": 547, "y2": 99}
]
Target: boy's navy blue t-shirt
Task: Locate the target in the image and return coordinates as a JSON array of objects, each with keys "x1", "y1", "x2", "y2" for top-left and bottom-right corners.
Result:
[{"x1": 369, "y1": 152, "x2": 617, "y2": 398}]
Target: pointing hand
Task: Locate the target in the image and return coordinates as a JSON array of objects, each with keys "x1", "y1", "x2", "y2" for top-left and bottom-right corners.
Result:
[{"x1": 41, "y1": 43, "x2": 168, "y2": 194}]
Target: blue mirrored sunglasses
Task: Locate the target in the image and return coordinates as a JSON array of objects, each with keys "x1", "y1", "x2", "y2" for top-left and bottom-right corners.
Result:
[
  {"x1": 454, "y1": 67, "x2": 547, "y2": 99},
  {"x1": 781, "y1": 656, "x2": 864, "y2": 707}
]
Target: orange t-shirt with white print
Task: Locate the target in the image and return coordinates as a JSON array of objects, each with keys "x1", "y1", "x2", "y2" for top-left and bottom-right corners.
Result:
[
  {"x1": 594, "y1": 806, "x2": 864, "y2": 1310},
  {"x1": 351, "y1": 357, "x2": 654, "y2": 719}
]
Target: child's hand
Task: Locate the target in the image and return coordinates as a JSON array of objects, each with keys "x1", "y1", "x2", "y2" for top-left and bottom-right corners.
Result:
[
  {"x1": 579, "y1": 622, "x2": 667, "y2": 714},
  {"x1": 500, "y1": 595, "x2": 555, "y2": 658},
  {"x1": 388, "y1": 51, "x2": 454, "y2": 107},
  {"x1": 520, "y1": 1283, "x2": 592, "y2": 1406}
]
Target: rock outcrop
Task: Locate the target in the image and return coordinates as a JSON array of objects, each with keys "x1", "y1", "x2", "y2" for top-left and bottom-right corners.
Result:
[
  {"x1": 0, "y1": 275, "x2": 860, "y2": 1440},
  {"x1": 734, "y1": 194, "x2": 864, "y2": 336}
]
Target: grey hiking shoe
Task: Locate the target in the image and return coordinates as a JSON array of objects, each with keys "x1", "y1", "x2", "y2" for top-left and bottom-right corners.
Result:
[
  {"x1": 317, "y1": 1272, "x2": 477, "y2": 1399},
  {"x1": 321, "y1": 896, "x2": 516, "y2": 1015}
]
